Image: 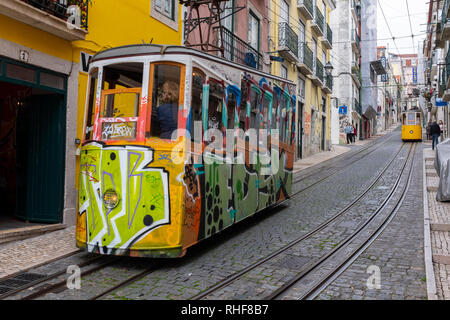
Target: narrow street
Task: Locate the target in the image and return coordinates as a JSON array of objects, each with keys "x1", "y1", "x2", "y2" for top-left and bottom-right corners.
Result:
[{"x1": 1, "y1": 127, "x2": 442, "y2": 301}]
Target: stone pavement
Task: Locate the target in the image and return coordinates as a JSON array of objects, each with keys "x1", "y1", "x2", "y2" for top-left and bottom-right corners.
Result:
[
  {"x1": 424, "y1": 143, "x2": 450, "y2": 300},
  {"x1": 0, "y1": 226, "x2": 78, "y2": 280}
]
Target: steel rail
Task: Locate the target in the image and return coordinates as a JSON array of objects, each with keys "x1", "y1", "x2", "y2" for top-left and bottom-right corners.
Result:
[
  {"x1": 267, "y1": 143, "x2": 416, "y2": 300},
  {"x1": 188, "y1": 141, "x2": 408, "y2": 300},
  {"x1": 301, "y1": 143, "x2": 417, "y2": 300},
  {"x1": 19, "y1": 256, "x2": 120, "y2": 300},
  {"x1": 292, "y1": 130, "x2": 397, "y2": 185}
]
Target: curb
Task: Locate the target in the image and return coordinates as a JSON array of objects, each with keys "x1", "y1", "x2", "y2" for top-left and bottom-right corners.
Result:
[{"x1": 422, "y1": 149, "x2": 438, "y2": 300}]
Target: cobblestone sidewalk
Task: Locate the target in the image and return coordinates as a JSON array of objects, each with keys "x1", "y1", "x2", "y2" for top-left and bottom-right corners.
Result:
[
  {"x1": 0, "y1": 226, "x2": 78, "y2": 280},
  {"x1": 424, "y1": 145, "x2": 450, "y2": 300}
]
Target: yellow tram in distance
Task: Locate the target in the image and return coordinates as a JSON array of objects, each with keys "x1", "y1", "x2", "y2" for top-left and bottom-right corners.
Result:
[
  {"x1": 401, "y1": 109, "x2": 423, "y2": 141},
  {"x1": 76, "y1": 44, "x2": 296, "y2": 258}
]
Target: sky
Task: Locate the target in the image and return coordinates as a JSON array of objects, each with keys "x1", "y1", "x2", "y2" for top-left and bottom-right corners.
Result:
[{"x1": 376, "y1": 0, "x2": 430, "y2": 55}]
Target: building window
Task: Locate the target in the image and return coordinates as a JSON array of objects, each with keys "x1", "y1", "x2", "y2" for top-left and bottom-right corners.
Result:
[
  {"x1": 281, "y1": 65, "x2": 288, "y2": 79},
  {"x1": 155, "y1": 0, "x2": 174, "y2": 20},
  {"x1": 151, "y1": 0, "x2": 179, "y2": 31},
  {"x1": 248, "y1": 11, "x2": 260, "y2": 50},
  {"x1": 298, "y1": 77, "x2": 305, "y2": 101}
]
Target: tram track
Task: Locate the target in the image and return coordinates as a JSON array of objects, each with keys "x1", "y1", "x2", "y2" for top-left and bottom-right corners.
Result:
[
  {"x1": 1, "y1": 130, "x2": 403, "y2": 301},
  {"x1": 292, "y1": 129, "x2": 397, "y2": 186},
  {"x1": 271, "y1": 143, "x2": 418, "y2": 300},
  {"x1": 187, "y1": 141, "x2": 411, "y2": 300},
  {"x1": 268, "y1": 143, "x2": 417, "y2": 300}
]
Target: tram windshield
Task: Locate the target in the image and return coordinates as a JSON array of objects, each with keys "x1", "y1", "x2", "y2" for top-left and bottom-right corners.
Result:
[{"x1": 99, "y1": 62, "x2": 144, "y2": 140}]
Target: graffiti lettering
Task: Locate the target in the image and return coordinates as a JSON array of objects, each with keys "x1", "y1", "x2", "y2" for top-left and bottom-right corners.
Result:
[{"x1": 101, "y1": 122, "x2": 136, "y2": 140}]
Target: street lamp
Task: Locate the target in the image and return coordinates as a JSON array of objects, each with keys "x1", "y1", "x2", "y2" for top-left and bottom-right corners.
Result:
[{"x1": 324, "y1": 61, "x2": 334, "y2": 76}]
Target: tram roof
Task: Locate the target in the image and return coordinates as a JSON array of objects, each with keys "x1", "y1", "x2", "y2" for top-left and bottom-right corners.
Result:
[{"x1": 91, "y1": 44, "x2": 295, "y2": 85}]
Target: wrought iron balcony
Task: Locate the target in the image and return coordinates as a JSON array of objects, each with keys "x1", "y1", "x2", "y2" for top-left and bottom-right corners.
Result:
[
  {"x1": 311, "y1": 58, "x2": 324, "y2": 87},
  {"x1": 297, "y1": 0, "x2": 313, "y2": 20},
  {"x1": 351, "y1": 63, "x2": 361, "y2": 87},
  {"x1": 278, "y1": 22, "x2": 299, "y2": 62},
  {"x1": 351, "y1": 29, "x2": 360, "y2": 54},
  {"x1": 354, "y1": 98, "x2": 362, "y2": 115},
  {"x1": 311, "y1": 6, "x2": 324, "y2": 37},
  {"x1": 325, "y1": 74, "x2": 333, "y2": 91},
  {"x1": 321, "y1": 23, "x2": 332, "y2": 49},
  {"x1": 442, "y1": 0, "x2": 450, "y2": 40},
  {"x1": 22, "y1": 0, "x2": 89, "y2": 30},
  {"x1": 297, "y1": 42, "x2": 313, "y2": 75},
  {"x1": 216, "y1": 26, "x2": 263, "y2": 70}
]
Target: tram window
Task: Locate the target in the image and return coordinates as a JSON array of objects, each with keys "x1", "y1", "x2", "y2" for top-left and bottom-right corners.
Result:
[
  {"x1": 416, "y1": 113, "x2": 421, "y2": 125},
  {"x1": 207, "y1": 80, "x2": 224, "y2": 132},
  {"x1": 239, "y1": 80, "x2": 248, "y2": 131},
  {"x1": 407, "y1": 113, "x2": 415, "y2": 125},
  {"x1": 271, "y1": 91, "x2": 279, "y2": 130},
  {"x1": 279, "y1": 95, "x2": 288, "y2": 143},
  {"x1": 402, "y1": 113, "x2": 406, "y2": 125},
  {"x1": 150, "y1": 64, "x2": 181, "y2": 139},
  {"x1": 85, "y1": 68, "x2": 98, "y2": 141},
  {"x1": 249, "y1": 87, "x2": 261, "y2": 145},
  {"x1": 101, "y1": 63, "x2": 143, "y2": 117},
  {"x1": 190, "y1": 69, "x2": 204, "y2": 142},
  {"x1": 261, "y1": 96, "x2": 270, "y2": 131},
  {"x1": 227, "y1": 93, "x2": 237, "y2": 130}
]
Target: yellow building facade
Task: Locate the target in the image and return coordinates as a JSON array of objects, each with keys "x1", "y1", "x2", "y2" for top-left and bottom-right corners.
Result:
[
  {"x1": 269, "y1": 0, "x2": 335, "y2": 159},
  {"x1": 0, "y1": 0, "x2": 182, "y2": 226}
]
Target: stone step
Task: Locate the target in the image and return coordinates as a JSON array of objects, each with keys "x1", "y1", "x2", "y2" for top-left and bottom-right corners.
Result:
[
  {"x1": 0, "y1": 224, "x2": 66, "y2": 245},
  {"x1": 431, "y1": 223, "x2": 450, "y2": 232},
  {"x1": 428, "y1": 186, "x2": 439, "y2": 192},
  {"x1": 433, "y1": 255, "x2": 450, "y2": 265}
]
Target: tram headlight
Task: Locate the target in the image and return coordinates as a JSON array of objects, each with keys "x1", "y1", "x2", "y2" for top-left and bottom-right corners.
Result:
[
  {"x1": 103, "y1": 189, "x2": 119, "y2": 209},
  {"x1": 409, "y1": 130, "x2": 414, "y2": 134}
]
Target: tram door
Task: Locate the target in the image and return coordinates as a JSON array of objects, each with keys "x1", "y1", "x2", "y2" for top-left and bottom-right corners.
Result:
[{"x1": 15, "y1": 94, "x2": 65, "y2": 223}]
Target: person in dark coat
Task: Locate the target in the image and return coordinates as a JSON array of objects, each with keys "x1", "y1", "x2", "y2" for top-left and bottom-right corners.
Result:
[
  {"x1": 157, "y1": 81, "x2": 179, "y2": 139},
  {"x1": 430, "y1": 121, "x2": 441, "y2": 150}
]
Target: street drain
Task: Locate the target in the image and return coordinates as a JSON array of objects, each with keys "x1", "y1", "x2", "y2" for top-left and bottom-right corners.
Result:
[{"x1": 0, "y1": 272, "x2": 47, "y2": 297}]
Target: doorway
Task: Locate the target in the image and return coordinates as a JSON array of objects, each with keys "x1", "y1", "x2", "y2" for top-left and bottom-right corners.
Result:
[{"x1": 0, "y1": 81, "x2": 66, "y2": 225}]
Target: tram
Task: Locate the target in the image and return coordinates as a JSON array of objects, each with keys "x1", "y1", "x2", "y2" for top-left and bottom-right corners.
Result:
[
  {"x1": 401, "y1": 109, "x2": 423, "y2": 141},
  {"x1": 76, "y1": 44, "x2": 296, "y2": 258}
]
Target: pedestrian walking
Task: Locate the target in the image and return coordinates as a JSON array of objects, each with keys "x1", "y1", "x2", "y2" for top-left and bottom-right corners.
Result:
[
  {"x1": 426, "y1": 121, "x2": 432, "y2": 140},
  {"x1": 345, "y1": 123, "x2": 353, "y2": 144},
  {"x1": 352, "y1": 124, "x2": 357, "y2": 143},
  {"x1": 430, "y1": 121, "x2": 441, "y2": 150}
]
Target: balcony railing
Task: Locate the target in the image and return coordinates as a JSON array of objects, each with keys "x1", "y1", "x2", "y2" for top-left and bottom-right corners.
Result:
[
  {"x1": 443, "y1": 0, "x2": 450, "y2": 26},
  {"x1": 326, "y1": 23, "x2": 332, "y2": 45},
  {"x1": 300, "y1": 43, "x2": 314, "y2": 70},
  {"x1": 313, "y1": 6, "x2": 324, "y2": 34},
  {"x1": 354, "y1": 98, "x2": 362, "y2": 115},
  {"x1": 326, "y1": 74, "x2": 333, "y2": 90},
  {"x1": 217, "y1": 26, "x2": 263, "y2": 70},
  {"x1": 298, "y1": 0, "x2": 314, "y2": 19},
  {"x1": 279, "y1": 22, "x2": 299, "y2": 59},
  {"x1": 316, "y1": 58, "x2": 324, "y2": 83},
  {"x1": 352, "y1": 29, "x2": 360, "y2": 48},
  {"x1": 22, "y1": 0, "x2": 89, "y2": 30}
]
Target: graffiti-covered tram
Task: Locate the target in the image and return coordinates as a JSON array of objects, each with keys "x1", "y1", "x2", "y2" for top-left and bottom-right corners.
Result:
[{"x1": 77, "y1": 44, "x2": 296, "y2": 258}]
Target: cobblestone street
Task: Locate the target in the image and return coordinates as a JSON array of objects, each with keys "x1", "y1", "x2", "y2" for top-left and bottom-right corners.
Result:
[{"x1": 1, "y1": 127, "x2": 448, "y2": 302}]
